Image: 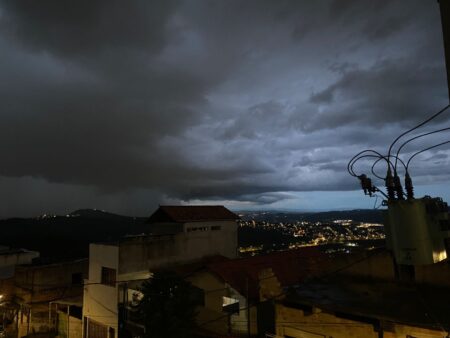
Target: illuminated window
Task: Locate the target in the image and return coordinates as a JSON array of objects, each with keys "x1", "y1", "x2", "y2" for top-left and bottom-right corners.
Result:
[{"x1": 101, "y1": 267, "x2": 116, "y2": 287}]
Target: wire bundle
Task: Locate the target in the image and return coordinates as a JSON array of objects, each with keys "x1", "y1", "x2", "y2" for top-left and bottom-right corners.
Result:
[{"x1": 348, "y1": 104, "x2": 450, "y2": 201}]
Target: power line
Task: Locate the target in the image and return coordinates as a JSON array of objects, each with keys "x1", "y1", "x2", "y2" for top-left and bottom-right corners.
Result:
[
  {"x1": 406, "y1": 140, "x2": 450, "y2": 171},
  {"x1": 388, "y1": 104, "x2": 450, "y2": 163},
  {"x1": 347, "y1": 150, "x2": 390, "y2": 177},
  {"x1": 394, "y1": 126, "x2": 450, "y2": 171}
]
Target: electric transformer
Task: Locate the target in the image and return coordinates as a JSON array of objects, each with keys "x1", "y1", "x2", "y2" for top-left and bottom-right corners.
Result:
[{"x1": 384, "y1": 196, "x2": 450, "y2": 265}]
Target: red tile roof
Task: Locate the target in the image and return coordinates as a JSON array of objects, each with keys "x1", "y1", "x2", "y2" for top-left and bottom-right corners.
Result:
[
  {"x1": 148, "y1": 205, "x2": 240, "y2": 223},
  {"x1": 207, "y1": 247, "x2": 330, "y2": 300}
]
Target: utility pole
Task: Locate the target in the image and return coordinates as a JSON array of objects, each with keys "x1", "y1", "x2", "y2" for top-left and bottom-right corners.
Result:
[
  {"x1": 67, "y1": 305, "x2": 70, "y2": 338},
  {"x1": 439, "y1": 0, "x2": 450, "y2": 101}
]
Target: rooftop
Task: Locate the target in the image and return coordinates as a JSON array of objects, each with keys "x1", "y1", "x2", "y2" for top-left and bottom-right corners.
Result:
[
  {"x1": 207, "y1": 247, "x2": 330, "y2": 300},
  {"x1": 0, "y1": 247, "x2": 38, "y2": 256},
  {"x1": 148, "y1": 205, "x2": 240, "y2": 223},
  {"x1": 285, "y1": 280, "x2": 450, "y2": 332}
]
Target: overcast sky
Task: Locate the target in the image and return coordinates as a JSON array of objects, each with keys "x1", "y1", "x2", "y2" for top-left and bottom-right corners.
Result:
[{"x1": 0, "y1": 0, "x2": 449, "y2": 217}]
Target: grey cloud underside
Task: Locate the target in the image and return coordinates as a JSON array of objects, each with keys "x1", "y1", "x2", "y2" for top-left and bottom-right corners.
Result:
[
  {"x1": 308, "y1": 59, "x2": 449, "y2": 130},
  {"x1": 0, "y1": 0, "x2": 448, "y2": 216}
]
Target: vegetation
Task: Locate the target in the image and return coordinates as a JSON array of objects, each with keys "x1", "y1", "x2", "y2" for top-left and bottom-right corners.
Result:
[{"x1": 137, "y1": 270, "x2": 203, "y2": 338}]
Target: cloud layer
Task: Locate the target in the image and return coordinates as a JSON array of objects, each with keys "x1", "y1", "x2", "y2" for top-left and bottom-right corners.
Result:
[{"x1": 0, "y1": 0, "x2": 449, "y2": 216}]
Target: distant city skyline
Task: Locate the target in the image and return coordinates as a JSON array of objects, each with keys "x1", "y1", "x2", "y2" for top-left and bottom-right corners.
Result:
[{"x1": 0, "y1": 0, "x2": 449, "y2": 217}]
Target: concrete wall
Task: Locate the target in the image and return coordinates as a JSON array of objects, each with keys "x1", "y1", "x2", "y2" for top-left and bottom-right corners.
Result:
[
  {"x1": 83, "y1": 244, "x2": 118, "y2": 338},
  {"x1": 275, "y1": 304, "x2": 443, "y2": 338},
  {"x1": 188, "y1": 271, "x2": 257, "y2": 337},
  {"x1": 119, "y1": 220, "x2": 237, "y2": 275},
  {"x1": 415, "y1": 260, "x2": 450, "y2": 287},
  {"x1": 187, "y1": 271, "x2": 229, "y2": 335},
  {"x1": 14, "y1": 259, "x2": 87, "y2": 337},
  {"x1": 184, "y1": 221, "x2": 238, "y2": 259},
  {"x1": 57, "y1": 311, "x2": 82, "y2": 338},
  {"x1": 15, "y1": 259, "x2": 88, "y2": 303},
  {"x1": 228, "y1": 287, "x2": 258, "y2": 336},
  {"x1": 334, "y1": 249, "x2": 450, "y2": 288},
  {"x1": 0, "y1": 250, "x2": 39, "y2": 279},
  {"x1": 333, "y1": 250, "x2": 396, "y2": 282},
  {"x1": 149, "y1": 222, "x2": 183, "y2": 235}
]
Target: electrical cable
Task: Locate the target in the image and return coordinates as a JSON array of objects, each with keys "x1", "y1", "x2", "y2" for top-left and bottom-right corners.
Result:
[
  {"x1": 349, "y1": 154, "x2": 391, "y2": 177},
  {"x1": 348, "y1": 154, "x2": 402, "y2": 199},
  {"x1": 370, "y1": 156, "x2": 407, "y2": 180},
  {"x1": 394, "y1": 126, "x2": 450, "y2": 172},
  {"x1": 388, "y1": 104, "x2": 450, "y2": 163},
  {"x1": 370, "y1": 157, "x2": 388, "y2": 180},
  {"x1": 347, "y1": 150, "x2": 387, "y2": 177},
  {"x1": 372, "y1": 194, "x2": 380, "y2": 209},
  {"x1": 406, "y1": 140, "x2": 450, "y2": 171},
  {"x1": 350, "y1": 154, "x2": 406, "y2": 179}
]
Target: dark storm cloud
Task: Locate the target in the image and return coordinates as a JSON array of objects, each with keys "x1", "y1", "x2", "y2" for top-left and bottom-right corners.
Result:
[
  {"x1": 0, "y1": 0, "x2": 448, "y2": 216},
  {"x1": 1, "y1": 0, "x2": 178, "y2": 56},
  {"x1": 308, "y1": 59, "x2": 448, "y2": 130}
]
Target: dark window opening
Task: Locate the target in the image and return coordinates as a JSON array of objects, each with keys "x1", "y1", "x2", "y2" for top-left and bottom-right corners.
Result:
[
  {"x1": 101, "y1": 267, "x2": 116, "y2": 287},
  {"x1": 70, "y1": 306, "x2": 82, "y2": 320},
  {"x1": 72, "y1": 272, "x2": 83, "y2": 285},
  {"x1": 439, "y1": 219, "x2": 450, "y2": 231}
]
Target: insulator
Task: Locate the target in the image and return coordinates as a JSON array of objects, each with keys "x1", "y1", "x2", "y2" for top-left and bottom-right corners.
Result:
[
  {"x1": 385, "y1": 169, "x2": 396, "y2": 200},
  {"x1": 404, "y1": 171, "x2": 414, "y2": 199},
  {"x1": 358, "y1": 174, "x2": 372, "y2": 196},
  {"x1": 393, "y1": 173, "x2": 404, "y2": 200}
]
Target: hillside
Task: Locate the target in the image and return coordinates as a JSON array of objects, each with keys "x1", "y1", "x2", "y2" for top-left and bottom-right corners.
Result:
[
  {"x1": 238, "y1": 209, "x2": 384, "y2": 223},
  {"x1": 0, "y1": 209, "x2": 385, "y2": 260}
]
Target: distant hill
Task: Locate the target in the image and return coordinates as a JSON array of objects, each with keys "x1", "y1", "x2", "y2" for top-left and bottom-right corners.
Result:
[
  {"x1": 238, "y1": 209, "x2": 384, "y2": 223},
  {"x1": 0, "y1": 210, "x2": 149, "y2": 260},
  {"x1": 70, "y1": 209, "x2": 136, "y2": 220},
  {"x1": 0, "y1": 208, "x2": 385, "y2": 261}
]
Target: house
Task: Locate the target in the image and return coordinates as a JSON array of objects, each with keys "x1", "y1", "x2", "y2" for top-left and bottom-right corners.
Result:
[
  {"x1": 14, "y1": 258, "x2": 88, "y2": 338},
  {"x1": 115, "y1": 247, "x2": 329, "y2": 337},
  {"x1": 274, "y1": 281, "x2": 449, "y2": 338},
  {"x1": 271, "y1": 248, "x2": 450, "y2": 338},
  {"x1": 194, "y1": 247, "x2": 331, "y2": 337},
  {"x1": 0, "y1": 246, "x2": 40, "y2": 306},
  {"x1": 82, "y1": 205, "x2": 239, "y2": 338},
  {"x1": 0, "y1": 247, "x2": 40, "y2": 338},
  {"x1": 0, "y1": 246, "x2": 39, "y2": 281}
]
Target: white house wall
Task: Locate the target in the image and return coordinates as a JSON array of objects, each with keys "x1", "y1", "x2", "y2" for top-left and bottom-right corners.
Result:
[
  {"x1": 119, "y1": 220, "x2": 237, "y2": 275},
  {"x1": 83, "y1": 244, "x2": 119, "y2": 338}
]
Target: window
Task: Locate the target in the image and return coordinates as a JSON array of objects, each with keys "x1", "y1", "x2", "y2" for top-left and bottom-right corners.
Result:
[
  {"x1": 440, "y1": 219, "x2": 450, "y2": 231},
  {"x1": 70, "y1": 306, "x2": 82, "y2": 319},
  {"x1": 72, "y1": 272, "x2": 83, "y2": 285},
  {"x1": 101, "y1": 267, "x2": 116, "y2": 287},
  {"x1": 211, "y1": 226, "x2": 221, "y2": 231}
]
